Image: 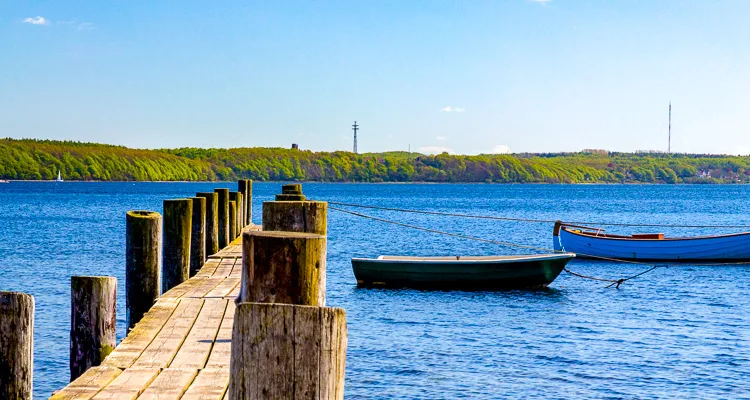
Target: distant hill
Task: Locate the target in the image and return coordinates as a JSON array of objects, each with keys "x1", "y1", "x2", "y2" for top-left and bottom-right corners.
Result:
[{"x1": 2, "y1": 138, "x2": 749, "y2": 183}]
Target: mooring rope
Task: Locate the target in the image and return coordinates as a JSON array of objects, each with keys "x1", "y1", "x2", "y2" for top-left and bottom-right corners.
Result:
[
  {"x1": 563, "y1": 266, "x2": 665, "y2": 289},
  {"x1": 327, "y1": 201, "x2": 750, "y2": 229},
  {"x1": 330, "y1": 206, "x2": 666, "y2": 287}
]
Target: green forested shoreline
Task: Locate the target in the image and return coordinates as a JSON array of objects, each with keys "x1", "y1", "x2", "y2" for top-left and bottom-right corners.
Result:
[{"x1": 2, "y1": 138, "x2": 749, "y2": 183}]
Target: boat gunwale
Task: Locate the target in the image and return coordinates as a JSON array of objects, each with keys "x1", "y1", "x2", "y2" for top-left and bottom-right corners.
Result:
[
  {"x1": 560, "y1": 226, "x2": 750, "y2": 242},
  {"x1": 353, "y1": 253, "x2": 575, "y2": 264}
]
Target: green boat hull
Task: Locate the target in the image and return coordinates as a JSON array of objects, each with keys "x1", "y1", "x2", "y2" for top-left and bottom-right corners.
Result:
[{"x1": 352, "y1": 254, "x2": 575, "y2": 290}]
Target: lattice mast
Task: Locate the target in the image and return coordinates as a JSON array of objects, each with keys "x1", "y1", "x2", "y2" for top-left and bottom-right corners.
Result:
[
  {"x1": 352, "y1": 121, "x2": 359, "y2": 154},
  {"x1": 668, "y1": 102, "x2": 671, "y2": 153}
]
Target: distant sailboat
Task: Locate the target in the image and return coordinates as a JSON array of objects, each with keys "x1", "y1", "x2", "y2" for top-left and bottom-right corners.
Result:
[{"x1": 56, "y1": 170, "x2": 63, "y2": 182}]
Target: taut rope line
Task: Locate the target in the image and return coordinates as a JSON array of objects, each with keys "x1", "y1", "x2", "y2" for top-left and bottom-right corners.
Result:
[
  {"x1": 327, "y1": 201, "x2": 750, "y2": 229},
  {"x1": 330, "y1": 206, "x2": 666, "y2": 288}
]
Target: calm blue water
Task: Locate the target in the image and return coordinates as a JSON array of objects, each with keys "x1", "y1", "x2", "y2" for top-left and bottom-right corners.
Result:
[{"x1": 1, "y1": 182, "x2": 749, "y2": 399}]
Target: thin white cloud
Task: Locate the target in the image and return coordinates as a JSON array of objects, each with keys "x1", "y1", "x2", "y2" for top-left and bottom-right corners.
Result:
[
  {"x1": 436, "y1": 135, "x2": 448, "y2": 141},
  {"x1": 440, "y1": 106, "x2": 465, "y2": 113},
  {"x1": 77, "y1": 22, "x2": 95, "y2": 31},
  {"x1": 23, "y1": 16, "x2": 48, "y2": 25},
  {"x1": 529, "y1": 0, "x2": 551, "y2": 3},
  {"x1": 420, "y1": 146, "x2": 455, "y2": 155},
  {"x1": 489, "y1": 145, "x2": 511, "y2": 154}
]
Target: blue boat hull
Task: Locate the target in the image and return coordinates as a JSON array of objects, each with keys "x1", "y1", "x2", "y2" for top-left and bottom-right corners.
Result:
[{"x1": 554, "y1": 226, "x2": 750, "y2": 262}]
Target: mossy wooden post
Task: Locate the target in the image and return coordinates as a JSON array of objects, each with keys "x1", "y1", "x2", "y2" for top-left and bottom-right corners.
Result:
[
  {"x1": 162, "y1": 199, "x2": 192, "y2": 293},
  {"x1": 229, "y1": 303, "x2": 347, "y2": 399},
  {"x1": 229, "y1": 200, "x2": 237, "y2": 242},
  {"x1": 238, "y1": 179, "x2": 253, "y2": 225},
  {"x1": 238, "y1": 231, "x2": 327, "y2": 306},
  {"x1": 231, "y1": 202, "x2": 347, "y2": 399},
  {"x1": 229, "y1": 192, "x2": 240, "y2": 236},
  {"x1": 125, "y1": 210, "x2": 161, "y2": 332},
  {"x1": 262, "y1": 184, "x2": 328, "y2": 235},
  {"x1": 70, "y1": 276, "x2": 116, "y2": 382},
  {"x1": 189, "y1": 196, "x2": 206, "y2": 277},
  {"x1": 215, "y1": 188, "x2": 230, "y2": 248},
  {"x1": 0, "y1": 291, "x2": 34, "y2": 400},
  {"x1": 196, "y1": 192, "x2": 219, "y2": 256},
  {"x1": 237, "y1": 192, "x2": 244, "y2": 231}
]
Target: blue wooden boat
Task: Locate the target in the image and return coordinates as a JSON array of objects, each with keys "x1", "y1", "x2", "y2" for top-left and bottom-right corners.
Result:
[
  {"x1": 553, "y1": 221, "x2": 750, "y2": 262},
  {"x1": 351, "y1": 253, "x2": 575, "y2": 289}
]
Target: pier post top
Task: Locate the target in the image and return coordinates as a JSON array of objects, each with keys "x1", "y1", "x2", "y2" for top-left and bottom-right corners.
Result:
[
  {"x1": 126, "y1": 210, "x2": 161, "y2": 219},
  {"x1": 275, "y1": 183, "x2": 306, "y2": 201},
  {"x1": 163, "y1": 198, "x2": 192, "y2": 204},
  {"x1": 242, "y1": 230, "x2": 324, "y2": 240}
]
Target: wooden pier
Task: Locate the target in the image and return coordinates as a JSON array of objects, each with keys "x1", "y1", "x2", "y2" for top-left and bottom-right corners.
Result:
[
  {"x1": 35, "y1": 181, "x2": 347, "y2": 400},
  {"x1": 51, "y1": 229, "x2": 253, "y2": 399}
]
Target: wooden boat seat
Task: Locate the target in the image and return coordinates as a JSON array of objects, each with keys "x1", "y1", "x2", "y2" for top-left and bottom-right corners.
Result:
[
  {"x1": 571, "y1": 229, "x2": 665, "y2": 240},
  {"x1": 631, "y1": 233, "x2": 665, "y2": 239}
]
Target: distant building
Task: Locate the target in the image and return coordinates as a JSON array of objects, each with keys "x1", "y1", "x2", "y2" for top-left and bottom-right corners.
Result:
[{"x1": 291, "y1": 143, "x2": 299, "y2": 150}]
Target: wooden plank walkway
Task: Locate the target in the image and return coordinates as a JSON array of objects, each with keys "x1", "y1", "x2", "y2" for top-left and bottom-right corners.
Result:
[{"x1": 50, "y1": 226, "x2": 259, "y2": 400}]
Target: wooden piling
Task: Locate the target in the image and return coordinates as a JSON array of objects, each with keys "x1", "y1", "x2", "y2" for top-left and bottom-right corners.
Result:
[
  {"x1": 238, "y1": 179, "x2": 253, "y2": 225},
  {"x1": 196, "y1": 192, "x2": 219, "y2": 257},
  {"x1": 0, "y1": 291, "x2": 34, "y2": 400},
  {"x1": 239, "y1": 230, "x2": 327, "y2": 306},
  {"x1": 237, "y1": 192, "x2": 244, "y2": 231},
  {"x1": 70, "y1": 276, "x2": 117, "y2": 382},
  {"x1": 190, "y1": 196, "x2": 207, "y2": 277},
  {"x1": 125, "y1": 210, "x2": 161, "y2": 331},
  {"x1": 215, "y1": 188, "x2": 230, "y2": 248},
  {"x1": 229, "y1": 303, "x2": 347, "y2": 400},
  {"x1": 229, "y1": 200, "x2": 237, "y2": 241},
  {"x1": 229, "y1": 192, "x2": 240, "y2": 235},
  {"x1": 262, "y1": 184, "x2": 327, "y2": 235},
  {"x1": 163, "y1": 199, "x2": 193, "y2": 293}
]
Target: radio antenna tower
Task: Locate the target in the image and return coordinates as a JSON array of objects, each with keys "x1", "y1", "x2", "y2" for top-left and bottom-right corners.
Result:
[
  {"x1": 668, "y1": 102, "x2": 672, "y2": 153},
  {"x1": 352, "y1": 121, "x2": 359, "y2": 154}
]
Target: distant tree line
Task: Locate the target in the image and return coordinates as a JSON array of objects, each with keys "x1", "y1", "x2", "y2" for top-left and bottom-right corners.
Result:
[{"x1": 2, "y1": 138, "x2": 749, "y2": 183}]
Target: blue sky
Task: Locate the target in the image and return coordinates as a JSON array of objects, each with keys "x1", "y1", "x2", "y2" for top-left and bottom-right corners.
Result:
[{"x1": 1, "y1": 1, "x2": 749, "y2": 154}]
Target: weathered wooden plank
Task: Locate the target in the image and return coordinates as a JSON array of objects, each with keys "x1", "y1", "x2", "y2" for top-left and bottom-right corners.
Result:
[
  {"x1": 170, "y1": 299, "x2": 227, "y2": 368},
  {"x1": 194, "y1": 258, "x2": 221, "y2": 278},
  {"x1": 228, "y1": 257, "x2": 242, "y2": 278},
  {"x1": 137, "y1": 368, "x2": 198, "y2": 400},
  {"x1": 180, "y1": 278, "x2": 224, "y2": 299},
  {"x1": 132, "y1": 299, "x2": 204, "y2": 368},
  {"x1": 102, "y1": 299, "x2": 179, "y2": 369},
  {"x1": 205, "y1": 301, "x2": 235, "y2": 368},
  {"x1": 226, "y1": 282, "x2": 241, "y2": 299},
  {"x1": 49, "y1": 366, "x2": 122, "y2": 400},
  {"x1": 211, "y1": 258, "x2": 235, "y2": 278},
  {"x1": 160, "y1": 277, "x2": 207, "y2": 300},
  {"x1": 180, "y1": 368, "x2": 229, "y2": 400},
  {"x1": 204, "y1": 278, "x2": 240, "y2": 299},
  {"x1": 213, "y1": 245, "x2": 241, "y2": 258},
  {"x1": 89, "y1": 368, "x2": 159, "y2": 400}
]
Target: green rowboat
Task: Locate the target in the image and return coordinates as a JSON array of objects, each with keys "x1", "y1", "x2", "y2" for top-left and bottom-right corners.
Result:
[{"x1": 352, "y1": 253, "x2": 575, "y2": 289}]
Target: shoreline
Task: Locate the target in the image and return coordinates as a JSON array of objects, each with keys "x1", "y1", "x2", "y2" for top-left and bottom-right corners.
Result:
[{"x1": 1, "y1": 180, "x2": 746, "y2": 185}]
